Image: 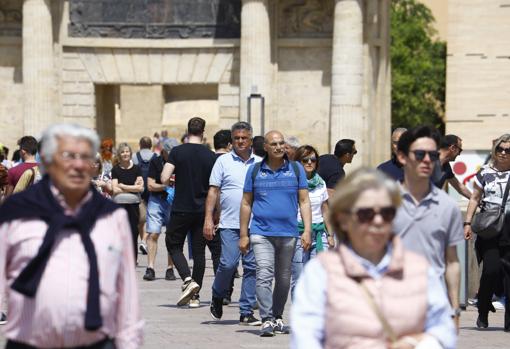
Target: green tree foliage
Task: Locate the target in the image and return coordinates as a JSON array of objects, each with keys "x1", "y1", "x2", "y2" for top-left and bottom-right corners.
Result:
[{"x1": 391, "y1": 0, "x2": 446, "y2": 130}]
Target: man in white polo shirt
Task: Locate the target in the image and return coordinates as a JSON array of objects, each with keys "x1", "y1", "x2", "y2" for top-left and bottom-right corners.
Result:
[{"x1": 204, "y1": 122, "x2": 262, "y2": 326}]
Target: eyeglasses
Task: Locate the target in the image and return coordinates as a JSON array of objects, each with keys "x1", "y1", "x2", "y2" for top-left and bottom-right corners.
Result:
[
  {"x1": 496, "y1": 146, "x2": 510, "y2": 154},
  {"x1": 410, "y1": 150, "x2": 440, "y2": 162},
  {"x1": 352, "y1": 150, "x2": 358, "y2": 155},
  {"x1": 300, "y1": 156, "x2": 317, "y2": 164},
  {"x1": 453, "y1": 144, "x2": 463, "y2": 155},
  {"x1": 351, "y1": 206, "x2": 397, "y2": 224},
  {"x1": 59, "y1": 151, "x2": 94, "y2": 163}
]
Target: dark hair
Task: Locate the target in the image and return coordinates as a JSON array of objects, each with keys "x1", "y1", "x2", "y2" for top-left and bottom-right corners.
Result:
[
  {"x1": 187, "y1": 117, "x2": 206, "y2": 136},
  {"x1": 19, "y1": 136, "x2": 38, "y2": 156},
  {"x1": 252, "y1": 136, "x2": 266, "y2": 157},
  {"x1": 397, "y1": 126, "x2": 441, "y2": 155},
  {"x1": 139, "y1": 136, "x2": 152, "y2": 149},
  {"x1": 440, "y1": 134, "x2": 460, "y2": 149},
  {"x1": 295, "y1": 145, "x2": 320, "y2": 172},
  {"x1": 334, "y1": 139, "x2": 355, "y2": 158},
  {"x1": 12, "y1": 149, "x2": 20, "y2": 162},
  {"x1": 214, "y1": 129, "x2": 232, "y2": 150}
]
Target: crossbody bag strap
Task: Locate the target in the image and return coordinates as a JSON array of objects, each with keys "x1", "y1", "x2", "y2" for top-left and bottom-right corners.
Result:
[
  {"x1": 356, "y1": 280, "x2": 398, "y2": 344},
  {"x1": 501, "y1": 174, "x2": 510, "y2": 213}
]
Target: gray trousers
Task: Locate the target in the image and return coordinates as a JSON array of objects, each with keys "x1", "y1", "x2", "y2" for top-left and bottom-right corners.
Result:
[{"x1": 250, "y1": 234, "x2": 297, "y2": 321}]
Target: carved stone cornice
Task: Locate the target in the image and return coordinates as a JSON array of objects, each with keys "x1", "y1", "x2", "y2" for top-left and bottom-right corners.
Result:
[
  {"x1": 278, "y1": 0, "x2": 334, "y2": 38},
  {"x1": 0, "y1": 0, "x2": 22, "y2": 37},
  {"x1": 68, "y1": 0, "x2": 241, "y2": 39}
]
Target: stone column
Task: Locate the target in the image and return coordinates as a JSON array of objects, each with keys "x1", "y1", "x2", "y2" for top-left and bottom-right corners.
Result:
[
  {"x1": 23, "y1": 0, "x2": 55, "y2": 137},
  {"x1": 239, "y1": 0, "x2": 271, "y2": 135},
  {"x1": 329, "y1": 0, "x2": 364, "y2": 166}
]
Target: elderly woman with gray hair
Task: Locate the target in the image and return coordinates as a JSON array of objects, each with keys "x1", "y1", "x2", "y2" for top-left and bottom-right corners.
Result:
[
  {"x1": 464, "y1": 134, "x2": 510, "y2": 330},
  {"x1": 291, "y1": 168, "x2": 456, "y2": 349}
]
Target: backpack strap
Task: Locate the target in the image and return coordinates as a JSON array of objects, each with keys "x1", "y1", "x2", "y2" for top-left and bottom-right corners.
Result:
[
  {"x1": 251, "y1": 162, "x2": 262, "y2": 184},
  {"x1": 290, "y1": 161, "x2": 300, "y2": 182},
  {"x1": 136, "y1": 152, "x2": 143, "y2": 164}
]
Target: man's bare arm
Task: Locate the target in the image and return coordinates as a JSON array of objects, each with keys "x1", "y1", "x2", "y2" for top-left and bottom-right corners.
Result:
[{"x1": 161, "y1": 162, "x2": 175, "y2": 185}]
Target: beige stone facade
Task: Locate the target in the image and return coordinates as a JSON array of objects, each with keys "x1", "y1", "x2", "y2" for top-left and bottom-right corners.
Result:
[{"x1": 0, "y1": 0, "x2": 391, "y2": 165}]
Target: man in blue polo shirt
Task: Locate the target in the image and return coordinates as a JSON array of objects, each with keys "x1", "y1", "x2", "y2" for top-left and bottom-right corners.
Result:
[
  {"x1": 205, "y1": 122, "x2": 262, "y2": 326},
  {"x1": 240, "y1": 130, "x2": 312, "y2": 337}
]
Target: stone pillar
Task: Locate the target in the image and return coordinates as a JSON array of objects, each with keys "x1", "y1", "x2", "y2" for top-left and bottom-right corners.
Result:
[
  {"x1": 22, "y1": 0, "x2": 55, "y2": 137},
  {"x1": 329, "y1": 0, "x2": 364, "y2": 166},
  {"x1": 239, "y1": 0, "x2": 271, "y2": 135}
]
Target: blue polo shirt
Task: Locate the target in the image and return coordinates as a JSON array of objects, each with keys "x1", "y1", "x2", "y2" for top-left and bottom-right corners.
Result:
[
  {"x1": 244, "y1": 159, "x2": 308, "y2": 237},
  {"x1": 209, "y1": 150, "x2": 261, "y2": 229}
]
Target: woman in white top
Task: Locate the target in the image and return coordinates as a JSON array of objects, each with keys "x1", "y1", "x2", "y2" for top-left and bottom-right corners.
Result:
[
  {"x1": 465, "y1": 133, "x2": 510, "y2": 330},
  {"x1": 291, "y1": 145, "x2": 334, "y2": 296}
]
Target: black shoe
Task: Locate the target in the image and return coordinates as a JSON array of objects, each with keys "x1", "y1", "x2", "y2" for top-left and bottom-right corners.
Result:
[
  {"x1": 139, "y1": 242, "x2": 148, "y2": 255},
  {"x1": 223, "y1": 295, "x2": 231, "y2": 306},
  {"x1": 240, "y1": 314, "x2": 262, "y2": 326},
  {"x1": 143, "y1": 267, "x2": 155, "y2": 281},
  {"x1": 210, "y1": 296, "x2": 223, "y2": 320},
  {"x1": 0, "y1": 312, "x2": 7, "y2": 325},
  {"x1": 274, "y1": 318, "x2": 290, "y2": 334},
  {"x1": 165, "y1": 268, "x2": 176, "y2": 281},
  {"x1": 476, "y1": 315, "x2": 489, "y2": 329}
]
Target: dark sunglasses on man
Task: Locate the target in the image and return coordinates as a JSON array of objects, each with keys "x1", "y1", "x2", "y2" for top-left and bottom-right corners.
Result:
[{"x1": 410, "y1": 150, "x2": 440, "y2": 162}]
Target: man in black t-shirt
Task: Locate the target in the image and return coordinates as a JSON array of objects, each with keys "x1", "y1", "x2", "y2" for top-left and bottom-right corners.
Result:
[
  {"x1": 433, "y1": 134, "x2": 471, "y2": 199},
  {"x1": 161, "y1": 117, "x2": 221, "y2": 308},
  {"x1": 318, "y1": 139, "x2": 356, "y2": 197},
  {"x1": 142, "y1": 138, "x2": 179, "y2": 282}
]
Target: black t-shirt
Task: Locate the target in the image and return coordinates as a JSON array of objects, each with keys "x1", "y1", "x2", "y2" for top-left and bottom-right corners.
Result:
[
  {"x1": 111, "y1": 164, "x2": 142, "y2": 185},
  {"x1": 432, "y1": 161, "x2": 455, "y2": 188},
  {"x1": 147, "y1": 155, "x2": 166, "y2": 197},
  {"x1": 318, "y1": 154, "x2": 345, "y2": 189},
  {"x1": 168, "y1": 143, "x2": 217, "y2": 213}
]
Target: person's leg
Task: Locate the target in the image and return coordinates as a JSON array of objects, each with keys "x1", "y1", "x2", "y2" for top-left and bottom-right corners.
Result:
[
  {"x1": 500, "y1": 246, "x2": 510, "y2": 330},
  {"x1": 240, "y1": 241, "x2": 257, "y2": 317},
  {"x1": 290, "y1": 238, "x2": 304, "y2": 299},
  {"x1": 250, "y1": 234, "x2": 275, "y2": 321},
  {"x1": 273, "y1": 237, "x2": 297, "y2": 319},
  {"x1": 138, "y1": 200, "x2": 148, "y2": 251},
  {"x1": 212, "y1": 229, "x2": 242, "y2": 299},
  {"x1": 165, "y1": 212, "x2": 193, "y2": 281},
  {"x1": 189, "y1": 213, "x2": 207, "y2": 289},
  {"x1": 122, "y1": 203, "x2": 140, "y2": 261},
  {"x1": 145, "y1": 196, "x2": 164, "y2": 270},
  {"x1": 477, "y1": 239, "x2": 501, "y2": 325},
  {"x1": 207, "y1": 230, "x2": 222, "y2": 275}
]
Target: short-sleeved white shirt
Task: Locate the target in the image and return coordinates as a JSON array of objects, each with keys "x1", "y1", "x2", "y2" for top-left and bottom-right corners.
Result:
[{"x1": 297, "y1": 182, "x2": 328, "y2": 224}]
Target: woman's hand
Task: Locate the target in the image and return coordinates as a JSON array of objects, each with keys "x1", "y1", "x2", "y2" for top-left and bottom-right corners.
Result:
[{"x1": 464, "y1": 225, "x2": 473, "y2": 240}]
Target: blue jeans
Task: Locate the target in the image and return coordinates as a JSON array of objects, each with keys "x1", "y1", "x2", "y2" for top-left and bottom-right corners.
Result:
[
  {"x1": 250, "y1": 234, "x2": 297, "y2": 321},
  {"x1": 291, "y1": 231, "x2": 329, "y2": 297},
  {"x1": 212, "y1": 228, "x2": 256, "y2": 316}
]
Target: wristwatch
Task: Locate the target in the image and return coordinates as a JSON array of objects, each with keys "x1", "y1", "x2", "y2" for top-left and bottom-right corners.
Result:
[
  {"x1": 463, "y1": 222, "x2": 471, "y2": 226},
  {"x1": 453, "y1": 308, "x2": 462, "y2": 317}
]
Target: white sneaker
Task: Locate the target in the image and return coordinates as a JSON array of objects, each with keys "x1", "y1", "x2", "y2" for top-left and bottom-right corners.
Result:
[
  {"x1": 493, "y1": 300, "x2": 505, "y2": 310},
  {"x1": 189, "y1": 294, "x2": 200, "y2": 308},
  {"x1": 0, "y1": 312, "x2": 7, "y2": 325},
  {"x1": 177, "y1": 279, "x2": 200, "y2": 306},
  {"x1": 139, "y1": 241, "x2": 148, "y2": 255}
]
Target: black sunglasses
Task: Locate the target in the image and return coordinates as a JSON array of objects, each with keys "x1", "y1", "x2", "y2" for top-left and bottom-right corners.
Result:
[
  {"x1": 453, "y1": 144, "x2": 463, "y2": 155},
  {"x1": 300, "y1": 156, "x2": 317, "y2": 164},
  {"x1": 352, "y1": 206, "x2": 397, "y2": 224},
  {"x1": 496, "y1": 146, "x2": 510, "y2": 154},
  {"x1": 410, "y1": 150, "x2": 440, "y2": 162}
]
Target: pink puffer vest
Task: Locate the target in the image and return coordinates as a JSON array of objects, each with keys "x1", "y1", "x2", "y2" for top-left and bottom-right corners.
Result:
[{"x1": 317, "y1": 236, "x2": 428, "y2": 349}]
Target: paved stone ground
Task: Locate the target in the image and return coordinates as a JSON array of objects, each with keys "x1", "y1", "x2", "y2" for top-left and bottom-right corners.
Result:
[{"x1": 1, "y1": 240, "x2": 508, "y2": 348}]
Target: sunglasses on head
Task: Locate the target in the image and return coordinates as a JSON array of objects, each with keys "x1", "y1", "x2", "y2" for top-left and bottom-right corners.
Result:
[
  {"x1": 352, "y1": 206, "x2": 397, "y2": 224},
  {"x1": 496, "y1": 146, "x2": 510, "y2": 154},
  {"x1": 300, "y1": 156, "x2": 317, "y2": 164},
  {"x1": 410, "y1": 150, "x2": 440, "y2": 162}
]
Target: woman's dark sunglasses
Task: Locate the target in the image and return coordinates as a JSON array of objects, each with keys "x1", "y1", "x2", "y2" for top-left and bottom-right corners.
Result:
[
  {"x1": 496, "y1": 146, "x2": 510, "y2": 154},
  {"x1": 352, "y1": 206, "x2": 397, "y2": 224},
  {"x1": 410, "y1": 150, "x2": 440, "y2": 162},
  {"x1": 300, "y1": 156, "x2": 317, "y2": 164}
]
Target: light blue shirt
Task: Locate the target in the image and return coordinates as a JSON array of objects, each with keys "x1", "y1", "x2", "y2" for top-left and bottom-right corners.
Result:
[
  {"x1": 209, "y1": 150, "x2": 261, "y2": 229},
  {"x1": 290, "y1": 245, "x2": 457, "y2": 349}
]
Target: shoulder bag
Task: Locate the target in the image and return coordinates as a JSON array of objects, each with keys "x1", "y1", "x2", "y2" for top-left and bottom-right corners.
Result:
[{"x1": 472, "y1": 174, "x2": 510, "y2": 239}]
